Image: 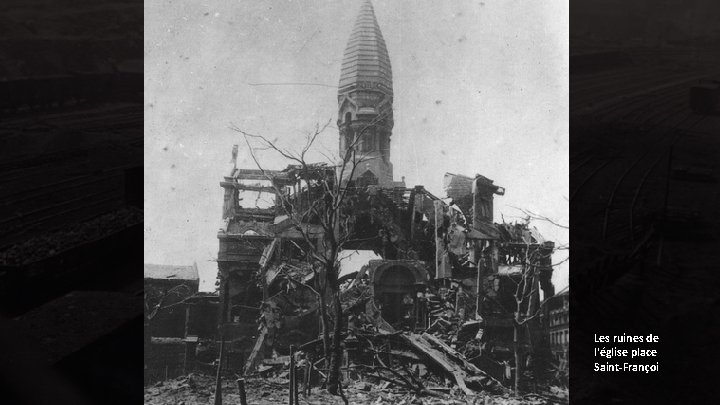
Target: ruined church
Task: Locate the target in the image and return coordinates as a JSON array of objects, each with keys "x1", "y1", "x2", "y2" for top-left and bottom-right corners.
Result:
[{"x1": 146, "y1": 0, "x2": 561, "y2": 388}]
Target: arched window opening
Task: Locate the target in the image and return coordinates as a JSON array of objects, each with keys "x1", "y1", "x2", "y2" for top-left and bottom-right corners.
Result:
[{"x1": 375, "y1": 265, "x2": 415, "y2": 326}]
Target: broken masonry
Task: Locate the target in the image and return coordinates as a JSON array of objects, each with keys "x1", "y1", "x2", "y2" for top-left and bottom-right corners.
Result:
[{"x1": 209, "y1": 168, "x2": 560, "y2": 391}]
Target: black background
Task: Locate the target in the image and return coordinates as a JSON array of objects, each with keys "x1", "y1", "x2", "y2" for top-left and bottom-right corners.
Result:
[
  {"x1": 0, "y1": 0, "x2": 143, "y2": 404},
  {"x1": 570, "y1": 1, "x2": 719, "y2": 404}
]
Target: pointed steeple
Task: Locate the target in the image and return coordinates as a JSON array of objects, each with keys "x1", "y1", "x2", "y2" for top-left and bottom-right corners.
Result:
[
  {"x1": 337, "y1": 0, "x2": 397, "y2": 188},
  {"x1": 338, "y1": 0, "x2": 393, "y2": 95}
]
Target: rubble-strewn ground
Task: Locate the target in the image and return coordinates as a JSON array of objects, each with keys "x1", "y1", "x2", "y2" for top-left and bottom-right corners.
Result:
[{"x1": 144, "y1": 373, "x2": 568, "y2": 405}]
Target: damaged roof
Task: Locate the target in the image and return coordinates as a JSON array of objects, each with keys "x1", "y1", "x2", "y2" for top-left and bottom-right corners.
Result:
[
  {"x1": 496, "y1": 223, "x2": 546, "y2": 244},
  {"x1": 144, "y1": 263, "x2": 199, "y2": 281}
]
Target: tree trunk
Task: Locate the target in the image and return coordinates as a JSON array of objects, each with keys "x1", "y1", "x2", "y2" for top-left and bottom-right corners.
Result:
[
  {"x1": 514, "y1": 322, "x2": 521, "y2": 394},
  {"x1": 317, "y1": 286, "x2": 331, "y2": 370},
  {"x1": 327, "y1": 291, "x2": 344, "y2": 395}
]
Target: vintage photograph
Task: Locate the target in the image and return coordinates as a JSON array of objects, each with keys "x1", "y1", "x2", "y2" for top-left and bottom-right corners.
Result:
[{"x1": 144, "y1": 1, "x2": 568, "y2": 403}]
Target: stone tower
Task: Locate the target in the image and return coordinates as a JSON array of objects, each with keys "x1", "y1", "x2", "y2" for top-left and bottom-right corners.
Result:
[{"x1": 338, "y1": 0, "x2": 397, "y2": 188}]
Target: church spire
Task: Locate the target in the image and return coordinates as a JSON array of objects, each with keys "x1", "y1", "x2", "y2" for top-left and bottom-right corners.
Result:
[
  {"x1": 338, "y1": 0, "x2": 393, "y2": 95},
  {"x1": 338, "y1": 0, "x2": 396, "y2": 188}
]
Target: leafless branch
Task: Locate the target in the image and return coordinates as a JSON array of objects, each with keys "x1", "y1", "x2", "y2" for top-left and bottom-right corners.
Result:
[
  {"x1": 509, "y1": 206, "x2": 568, "y2": 230},
  {"x1": 145, "y1": 284, "x2": 194, "y2": 320}
]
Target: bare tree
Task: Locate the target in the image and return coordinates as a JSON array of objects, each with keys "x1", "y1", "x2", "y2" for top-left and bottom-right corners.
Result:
[
  {"x1": 230, "y1": 112, "x2": 387, "y2": 400},
  {"x1": 502, "y1": 217, "x2": 567, "y2": 394},
  {"x1": 144, "y1": 284, "x2": 194, "y2": 321}
]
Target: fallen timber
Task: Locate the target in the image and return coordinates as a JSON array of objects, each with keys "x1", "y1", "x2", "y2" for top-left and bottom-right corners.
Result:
[
  {"x1": 243, "y1": 325, "x2": 268, "y2": 375},
  {"x1": 402, "y1": 333, "x2": 505, "y2": 396},
  {"x1": 263, "y1": 329, "x2": 507, "y2": 397}
]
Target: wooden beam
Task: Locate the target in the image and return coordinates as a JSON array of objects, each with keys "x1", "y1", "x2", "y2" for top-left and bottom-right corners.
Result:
[
  {"x1": 402, "y1": 333, "x2": 473, "y2": 396},
  {"x1": 243, "y1": 325, "x2": 268, "y2": 375},
  {"x1": 231, "y1": 169, "x2": 294, "y2": 185},
  {"x1": 219, "y1": 181, "x2": 277, "y2": 193}
]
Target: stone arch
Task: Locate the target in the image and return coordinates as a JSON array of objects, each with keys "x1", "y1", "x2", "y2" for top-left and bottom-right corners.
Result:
[
  {"x1": 371, "y1": 262, "x2": 429, "y2": 326},
  {"x1": 372, "y1": 262, "x2": 427, "y2": 286}
]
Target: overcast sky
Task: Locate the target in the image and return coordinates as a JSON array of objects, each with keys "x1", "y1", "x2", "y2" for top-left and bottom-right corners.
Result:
[{"x1": 144, "y1": 0, "x2": 569, "y2": 292}]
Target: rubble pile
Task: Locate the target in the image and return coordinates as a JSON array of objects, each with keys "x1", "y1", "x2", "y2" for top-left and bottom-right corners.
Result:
[
  {"x1": 143, "y1": 371, "x2": 567, "y2": 405},
  {"x1": 237, "y1": 279, "x2": 562, "y2": 401}
]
